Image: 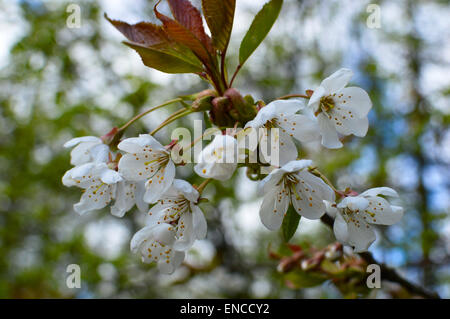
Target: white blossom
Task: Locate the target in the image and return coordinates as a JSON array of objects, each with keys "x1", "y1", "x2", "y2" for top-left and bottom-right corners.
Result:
[
  {"x1": 308, "y1": 68, "x2": 372, "y2": 149},
  {"x1": 130, "y1": 223, "x2": 185, "y2": 274},
  {"x1": 258, "y1": 160, "x2": 335, "y2": 230},
  {"x1": 194, "y1": 134, "x2": 238, "y2": 181},
  {"x1": 146, "y1": 179, "x2": 207, "y2": 251},
  {"x1": 118, "y1": 134, "x2": 176, "y2": 203},
  {"x1": 62, "y1": 162, "x2": 122, "y2": 215},
  {"x1": 64, "y1": 136, "x2": 109, "y2": 166},
  {"x1": 327, "y1": 187, "x2": 404, "y2": 252},
  {"x1": 245, "y1": 100, "x2": 320, "y2": 166},
  {"x1": 110, "y1": 181, "x2": 148, "y2": 217}
]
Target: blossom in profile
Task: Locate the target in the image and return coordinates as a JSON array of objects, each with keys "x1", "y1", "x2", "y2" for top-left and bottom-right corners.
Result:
[{"x1": 326, "y1": 187, "x2": 404, "y2": 252}]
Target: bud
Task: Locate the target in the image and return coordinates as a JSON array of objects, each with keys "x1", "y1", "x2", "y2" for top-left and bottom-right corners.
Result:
[
  {"x1": 192, "y1": 95, "x2": 214, "y2": 112},
  {"x1": 224, "y1": 88, "x2": 257, "y2": 124},
  {"x1": 210, "y1": 96, "x2": 235, "y2": 128}
]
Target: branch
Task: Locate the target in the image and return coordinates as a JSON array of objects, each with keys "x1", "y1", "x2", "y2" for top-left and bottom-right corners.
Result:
[{"x1": 320, "y1": 214, "x2": 441, "y2": 299}]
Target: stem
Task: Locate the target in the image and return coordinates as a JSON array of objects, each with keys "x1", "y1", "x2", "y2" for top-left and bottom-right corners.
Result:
[
  {"x1": 150, "y1": 109, "x2": 193, "y2": 136},
  {"x1": 196, "y1": 178, "x2": 211, "y2": 194},
  {"x1": 220, "y1": 50, "x2": 228, "y2": 90},
  {"x1": 319, "y1": 214, "x2": 440, "y2": 299},
  {"x1": 229, "y1": 64, "x2": 242, "y2": 88},
  {"x1": 118, "y1": 98, "x2": 182, "y2": 132},
  {"x1": 311, "y1": 168, "x2": 340, "y2": 196},
  {"x1": 276, "y1": 94, "x2": 310, "y2": 100}
]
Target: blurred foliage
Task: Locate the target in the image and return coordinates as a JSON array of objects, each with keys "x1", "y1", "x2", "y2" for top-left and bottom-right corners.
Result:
[{"x1": 0, "y1": 0, "x2": 448, "y2": 298}]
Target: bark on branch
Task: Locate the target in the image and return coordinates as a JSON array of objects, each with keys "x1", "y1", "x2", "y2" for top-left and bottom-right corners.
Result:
[{"x1": 320, "y1": 214, "x2": 440, "y2": 299}]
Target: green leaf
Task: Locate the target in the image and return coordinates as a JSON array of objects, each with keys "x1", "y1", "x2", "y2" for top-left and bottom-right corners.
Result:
[
  {"x1": 239, "y1": 0, "x2": 283, "y2": 66},
  {"x1": 202, "y1": 0, "x2": 236, "y2": 52},
  {"x1": 124, "y1": 42, "x2": 203, "y2": 74},
  {"x1": 281, "y1": 205, "x2": 300, "y2": 242}
]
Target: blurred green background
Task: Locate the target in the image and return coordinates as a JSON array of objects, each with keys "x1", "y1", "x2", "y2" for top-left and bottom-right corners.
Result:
[{"x1": 0, "y1": 0, "x2": 449, "y2": 298}]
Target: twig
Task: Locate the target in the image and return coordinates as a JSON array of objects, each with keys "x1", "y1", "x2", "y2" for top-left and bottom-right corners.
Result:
[{"x1": 320, "y1": 214, "x2": 440, "y2": 299}]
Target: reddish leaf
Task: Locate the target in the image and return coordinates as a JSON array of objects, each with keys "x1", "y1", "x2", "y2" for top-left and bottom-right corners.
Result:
[
  {"x1": 202, "y1": 0, "x2": 236, "y2": 52},
  {"x1": 167, "y1": 0, "x2": 213, "y2": 52},
  {"x1": 105, "y1": 13, "x2": 168, "y2": 47},
  {"x1": 124, "y1": 41, "x2": 203, "y2": 74},
  {"x1": 154, "y1": 1, "x2": 213, "y2": 64}
]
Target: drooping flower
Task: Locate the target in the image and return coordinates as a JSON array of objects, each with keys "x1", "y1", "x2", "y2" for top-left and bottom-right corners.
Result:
[
  {"x1": 194, "y1": 134, "x2": 238, "y2": 181},
  {"x1": 244, "y1": 100, "x2": 320, "y2": 166},
  {"x1": 64, "y1": 136, "x2": 110, "y2": 166},
  {"x1": 146, "y1": 179, "x2": 207, "y2": 251},
  {"x1": 326, "y1": 187, "x2": 404, "y2": 252},
  {"x1": 62, "y1": 162, "x2": 123, "y2": 215},
  {"x1": 308, "y1": 68, "x2": 372, "y2": 149},
  {"x1": 118, "y1": 134, "x2": 176, "y2": 203},
  {"x1": 258, "y1": 160, "x2": 335, "y2": 230},
  {"x1": 130, "y1": 223, "x2": 185, "y2": 274}
]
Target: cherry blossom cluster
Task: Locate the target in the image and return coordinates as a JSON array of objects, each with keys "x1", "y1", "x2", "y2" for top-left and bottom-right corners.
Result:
[{"x1": 63, "y1": 68, "x2": 404, "y2": 274}]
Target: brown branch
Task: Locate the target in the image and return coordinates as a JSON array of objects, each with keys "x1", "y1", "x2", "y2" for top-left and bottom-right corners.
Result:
[{"x1": 320, "y1": 214, "x2": 440, "y2": 299}]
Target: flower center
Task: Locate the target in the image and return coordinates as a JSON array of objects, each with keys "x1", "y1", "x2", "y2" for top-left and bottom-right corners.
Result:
[{"x1": 315, "y1": 96, "x2": 335, "y2": 116}]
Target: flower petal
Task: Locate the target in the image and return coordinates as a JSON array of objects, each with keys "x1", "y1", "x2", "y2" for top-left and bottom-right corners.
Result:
[
  {"x1": 360, "y1": 187, "x2": 399, "y2": 198},
  {"x1": 278, "y1": 114, "x2": 320, "y2": 143},
  {"x1": 117, "y1": 134, "x2": 164, "y2": 154},
  {"x1": 317, "y1": 113, "x2": 342, "y2": 149},
  {"x1": 363, "y1": 197, "x2": 403, "y2": 226},
  {"x1": 334, "y1": 87, "x2": 372, "y2": 118},
  {"x1": 64, "y1": 136, "x2": 101, "y2": 148},
  {"x1": 192, "y1": 204, "x2": 207, "y2": 240},
  {"x1": 143, "y1": 161, "x2": 176, "y2": 203},
  {"x1": 173, "y1": 213, "x2": 195, "y2": 251},
  {"x1": 118, "y1": 152, "x2": 164, "y2": 181},
  {"x1": 259, "y1": 183, "x2": 290, "y2": 230},
  {"x1": 320, "y1": 68, "x2": 353, "y2": 93}
]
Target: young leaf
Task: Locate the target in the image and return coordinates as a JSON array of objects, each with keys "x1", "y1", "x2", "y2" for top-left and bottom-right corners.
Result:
[
  {"x1": 124, "y1": 42, "x2": 203, "y2": 74},
  {"x1": 106, "y1": 14, "x2": 203, "y2": 70},
  {"x1": 202, "y1": 0, "x2": 236, "y2": 52},
  {"x1": 167, "y1": 0, "x2": 213, "y2": 53},
  {"x1": 154, "y1": 2, "x2": 213, "y2": 64},
  {"x1": 105, "y1": 14, "x2": 168, "y2": 47},
  {"x1": 281, "y1": 205, "x2": 300, "y2": 242},
  {"x1": 239, "y1": 0, "x2": 283, "y2": 66}
]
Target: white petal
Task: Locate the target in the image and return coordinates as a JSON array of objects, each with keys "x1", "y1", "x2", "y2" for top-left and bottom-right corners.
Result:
[
  {"x1": 98, "y1": 167, "x2": 123, "y2": 185},
  {"x1": 192, "y1": 204, "x2": 207, "y2": 240},
  {"x1": 130, "y1": 225, "x2": 158, "y2": 253},
  {"x1": 360, "y1": 187, "x2": 399, "y2": 198},
  {"x1": 338, "y1": 196, "x2": 369, "y2": 211},
  {"x1": 89, "y1": 144, "x2": 110, "y2": 163},
  {"x1": 324, "y1": 200, "x2": 338, "y2": 217},
  {"x1": 320, "y1": 68, "x2": 353, "y2": 93},
  {"x1": 172, "y1": 178, "x2": 198, "y2": 203},
  {"x1": 258, "y1": 168, "x2": 284, "y2": 194},
  {"x1": 280, "y1": 159, "x2": 313, "y2": 174},
  {"x1": 278, "y1": 114, "x2": 320, "y2": 143},
  {"x1": 331, "y1": 107, "x2": 369, "y2": 137},
  {"x1": 158, "y1": 251, "x2": 185, "y2": 274},
  {"x1": 117, "y1": 134, "x2": 164, "y2": 154},
  {"x1": 308, "y1": 86, "x2": 326, "y2": 109},
  {"x1": 363, "y1": 197, "x2": 403, "y2": 226},
  {"x1": 173, "y1": 213, "x2": 195, "y2": 251},
  {"x1": 290, "y1": 171, "x2": 333, "y2": 219},
  {"x1": 70, "y1": 142, "x2": 98, "y2": 166},
  {"x1": 259, "y1": 129, "x2": 298, "y2": 166},
  {"x1": 110, "y1": 181, "x2": 137, "y2": 217},
  {"x1": 259, "y1": 183, "x2": 290, "y2": 230},
  {"x1": 64, "y1": 136, "x2": 101, "y2": 148},
  {"x1": 317, "y1": 113, "x2": 342, "y2": 149},
  {"x1": 143, "y1": 162, "x2": 175, "y2": 203},
  {"x1": 334, "y1": 87, "x2": 372, "y2": 118},
  {"x1": 118, "y1": 152, "x2": 164, "y2": 181},
  {"x1": 134, "y1": 182, "x2": 148, "y2": 214},
  {"x1": 333, "y1": 212, "x2": 349, "y2": 244},
  {"x1": 62, "y1": 163, "x2": 95, "y2": 187},
  {"x1": 346, "y1": 217, "x2": 376, "y2": 253},
  {"x1": 74, "y1": 183, "x2": 115, "y2": 215}
]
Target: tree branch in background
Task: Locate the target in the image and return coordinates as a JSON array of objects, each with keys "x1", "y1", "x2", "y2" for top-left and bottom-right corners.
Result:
[{"x1": 320, "y1": 214, "x2": 440, "y2": 299}]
